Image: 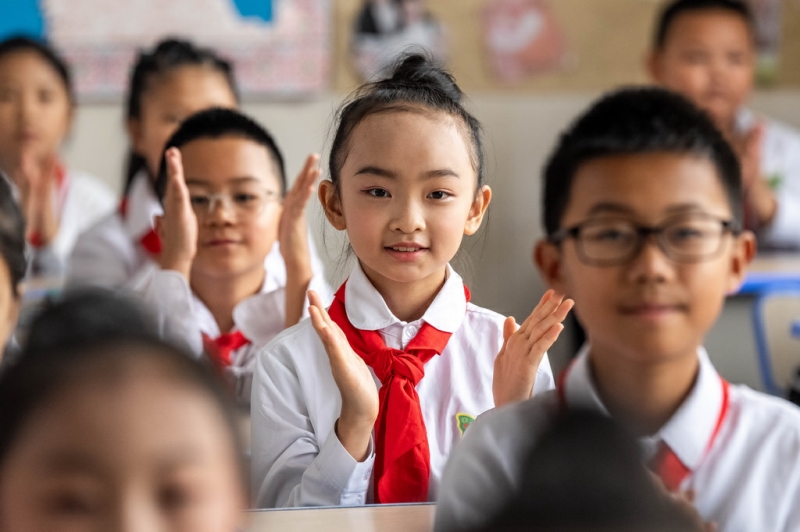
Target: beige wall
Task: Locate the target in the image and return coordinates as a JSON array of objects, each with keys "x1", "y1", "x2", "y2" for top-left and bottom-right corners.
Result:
[{"x1": 60, "y1": 90, "x2": 800, "y2": 371}]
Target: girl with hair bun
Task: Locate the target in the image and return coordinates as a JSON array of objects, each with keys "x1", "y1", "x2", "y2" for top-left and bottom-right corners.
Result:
[{"x1": 251, "y1": 54, "x2": 573, "y2": 508}]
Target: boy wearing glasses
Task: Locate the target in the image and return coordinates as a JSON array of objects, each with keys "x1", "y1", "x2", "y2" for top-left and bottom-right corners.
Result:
[
  {"x1": 434, "y1": 88, "x2": 800, "y2": 532},
  {"x1": 138, "y1": 108, "x2": 330, "y2": 407}
]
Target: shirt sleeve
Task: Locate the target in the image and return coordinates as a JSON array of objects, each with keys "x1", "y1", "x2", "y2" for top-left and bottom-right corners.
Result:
[
  {"x1": 134, "y1": 268, "x2": 203, "y2": 355},
  {"x1": 758, "y1": 121, "x2": 800, "y2": 248},
  {"x1": 250, "y1": 334, "x2": 375, "y2": 508},
  {"x1": 66, "y1": 217, "x2": 135, "y2": 288}
]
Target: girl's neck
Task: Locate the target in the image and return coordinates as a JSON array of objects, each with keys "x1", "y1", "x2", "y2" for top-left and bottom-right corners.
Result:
[
  {"x1": 587, "y1": 343, "x2": 700, "y2": 438},
  {"x1": 191, "y1": 267, "x2": 266, "y2": 334},
  {"x1": 360, "y1": 261, "x2": 448, "y2": 323}
]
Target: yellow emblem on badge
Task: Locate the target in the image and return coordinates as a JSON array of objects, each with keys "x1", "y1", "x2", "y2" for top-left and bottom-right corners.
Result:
[{"x1": 456, "y1": 413, "x2": 476, "y2": 437}]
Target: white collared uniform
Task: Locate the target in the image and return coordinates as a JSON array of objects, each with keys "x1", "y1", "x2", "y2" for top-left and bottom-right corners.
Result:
[
  {"x1": 738, "y1": 110, "x2": 800, "y2": 249},
  {"x1": 434, "y1": 345, "x2": 800, "y2": 532},
  {"x1": 250, "y1": 262, "x2": 555, "y2": 509},
  {"x1": 135, "y1": 241, "x2": 331, "y2": 406},
  {"x1": 67, "y1": 170, "x2": 161, "y2": 288},
  {"x1": 1, "y1": 169, "x2": 116, "y2": 275}
]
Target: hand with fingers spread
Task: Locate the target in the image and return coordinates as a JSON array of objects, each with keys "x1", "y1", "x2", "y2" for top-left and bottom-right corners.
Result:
[
  {"x1": 281, "y1": 154, "x2": 321, "y2": 327},
  {"x1": 155, "y1": 147, "x2": 198, "y2": 280},
  {"x1": 493, "y1": 289, "x2": 574, "y2": 408},
  {"x1": 15, "y1": 150, "x2": 60, "y2": 246},
  {"x1": 308, "y1": 289, "x2": 378, "y2": 462}
]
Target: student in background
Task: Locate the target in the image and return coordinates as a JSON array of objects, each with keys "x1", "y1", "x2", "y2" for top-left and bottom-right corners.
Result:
[
  {"x1": 434, "y1": 88, "x2": 800, "y2": 532},
  {"x1": 67, "y1": 38, "x2": 239, "y2": 287},
  {"x1": 0, "y1": 178, "x2": 26, "y2": 361},
  {"x1": 648, "y1": 0, "x2": 800, "y2": 249},
  {"x1": 139, "y1": 107, "x2": 329, "y2": 407},
  {"x1": 0, "y1": 300, "x2": 247, "y2": 531},
  {"x1": 251, "y1": 54, "x2": 571, "y2": 508},
  {"x1": 0, "y1": 37, "x2": 115, "y2": 276}
]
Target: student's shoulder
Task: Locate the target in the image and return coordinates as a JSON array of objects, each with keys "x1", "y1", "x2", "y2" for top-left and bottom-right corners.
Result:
[
  {"x1": 258, "y1": 318, "x2": 324, "y2": 363},
  {"x1": 67, "y1": 170, "x2": 116, "y2": 203},
  {"x1": 465, "y1": 302, "x2": 507, "y2": 328},
  {"x1": 729, "y1": 384, "x2": 800, "y2": 442}
]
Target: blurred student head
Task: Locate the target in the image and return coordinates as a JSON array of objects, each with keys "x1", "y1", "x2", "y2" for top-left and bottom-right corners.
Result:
[
  {"x1": 648, "y1": 0, "x2": 756, "y2": 133},
  {"x1": 0, "y1": 294, "x2": 247, "y2": 532},
  {"x1": 0, "y1": 36, "x2": 73, "y2": 172},
  {"x1": 473, "y1": 410, "x2": 704, "y2": 532},
  {"x1": 125, "y1": 38, "x2": 239, "y2": 191},
  {"x1": 0, "y1": 176, "x2": 26, "y2": 355}
]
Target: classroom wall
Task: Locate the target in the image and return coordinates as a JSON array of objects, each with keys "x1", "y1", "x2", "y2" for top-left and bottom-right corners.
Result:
[{"x1": 61, "y1": 89, "x2": 800, "y2": 371}]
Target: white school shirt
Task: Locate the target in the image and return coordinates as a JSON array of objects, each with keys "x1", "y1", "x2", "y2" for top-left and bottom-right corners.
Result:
[
  {"x1": 737, "y1": 109, "x2": 800, "y2": 249},
  {"x1": 136, "y1": 241, "x2": 331, "y2": 407},
  {"x1": 1, "y1": 169, "x2": 116, "y2": 275},
  {"x1": 434, "y1": 345, "x2": 800, "y2": 532},
  {"x1": 67, "y1": 170, "x2": 161, "y2": 288},
  {"x1": 250, "y1": 262, "x2": 555, "y2": 509}
]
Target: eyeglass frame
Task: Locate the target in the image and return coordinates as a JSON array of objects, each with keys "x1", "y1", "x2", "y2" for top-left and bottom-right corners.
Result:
[
  {"x1": 188, "y1": 189, "x2": 282, "y2": 218},
  {"x1": 547, "y1": 212, "x2": 742, "y2": 267}
]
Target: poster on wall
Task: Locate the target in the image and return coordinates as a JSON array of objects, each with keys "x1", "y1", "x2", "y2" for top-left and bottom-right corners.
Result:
[
  {"x1": 350, "y1": 0, "x2": 447, "y2": 81},
  {"x1": 0, "y1": 0, "x2": 332, "y2": 99},
  {"x1": 480, "y1": 0, "x2": 569, "y2": 83}
]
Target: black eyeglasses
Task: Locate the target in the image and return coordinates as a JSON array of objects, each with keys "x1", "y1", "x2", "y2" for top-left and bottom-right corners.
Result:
[{"x1": 548, "y1": 213, "x2": 740, "y2": 267}]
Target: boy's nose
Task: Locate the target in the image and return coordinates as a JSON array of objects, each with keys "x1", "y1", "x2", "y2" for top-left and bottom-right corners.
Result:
[{"x1": 625, "y1": 236, "x2": 676, "y2": 284}]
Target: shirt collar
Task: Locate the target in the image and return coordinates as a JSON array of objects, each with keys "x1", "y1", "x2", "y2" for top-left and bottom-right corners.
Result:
[
  {"x1": 124, "y1": 170, "x2": 163, "y2": 239},
  {"x1": 563, "y1": 344, "x2": 725, "y2": 470},
  {"x1": 343, "y1": 261, "x2": 467, "y2": 333}
]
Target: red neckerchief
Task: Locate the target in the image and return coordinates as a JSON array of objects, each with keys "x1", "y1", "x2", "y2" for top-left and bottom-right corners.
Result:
[
  {"x1": 556, "y1": 358, "x2": 730, "y2": 491},
  {"x1": 118, "y1": 197, "x2": 162, "y2": 255},
  {"x1": 202, "y1": 331, "x2": 250, "y2": 370},
  {"x1": 327, "y1": 280, "x2": 470, "y2": 503}
]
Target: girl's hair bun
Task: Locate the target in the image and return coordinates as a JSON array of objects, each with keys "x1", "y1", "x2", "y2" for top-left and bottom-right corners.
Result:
[{"x1": 381, "y1": 53, "x2": 463, "y2": 104}]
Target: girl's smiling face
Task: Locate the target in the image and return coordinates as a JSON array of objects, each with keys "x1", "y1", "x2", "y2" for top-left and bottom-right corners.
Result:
[{"x1": 322, "y1": 110, "x2": 490, "y2": 297}]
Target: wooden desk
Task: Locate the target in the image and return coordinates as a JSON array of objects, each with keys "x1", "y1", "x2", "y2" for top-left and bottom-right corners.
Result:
[{"x1": 248, "y1": 504, "x2": 435, "y2": 532}]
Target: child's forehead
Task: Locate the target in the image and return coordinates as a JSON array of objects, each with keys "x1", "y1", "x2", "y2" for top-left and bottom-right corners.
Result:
[
  {"x1": 663, "y1": 8, "x2": 754, "y2": 46},
  {"x1": 564, "y1": 152, "x2": 732, "y2": 220},
  {"x1": 180, "y1": 136, "x2": 281, "y2": 187}
]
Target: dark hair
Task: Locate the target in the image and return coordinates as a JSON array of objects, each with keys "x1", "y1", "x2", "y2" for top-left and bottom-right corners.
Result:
[
  {"x1": 0, "y1": 36, "x2": 73, "y2": 102},
  {"x1": 542, "y1": 87, "x2": 743, "y2": 237},
  {"x1": 474, "y1": 410, "x2": 703, "y2": 532},
  {"x1": 23, "y1": 288, "x2": 159, "y2": 355},
  {"x1": 329, "y1": 53, "x2": 485, "y2": 191},
  {"x1": 124, "y1": 38, "x2": 239, "y2": 194},
  {"x1": 0, "y1": 177, "x2": 27, "y2": 297},
  {"x1": 154, "y1": 107, "x2": 286, "y2": 202},
  {"x1": 654, "y1": 0, "x2": 755, "y2": 49},
  {"x1": 1, "y1": 294, "x2": 244, "y2": 486}
]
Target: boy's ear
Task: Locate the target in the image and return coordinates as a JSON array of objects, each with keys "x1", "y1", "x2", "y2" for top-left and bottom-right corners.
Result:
[
  {"x1": 726, "y1": 230, "x2": 757, "y2": 293},
  {"x1": 318, "y1": 180, "x2": 346, "y2": 231},
  {"x1": 646, "y1": 50, "x2": 663, "y2": 83},
  {"x1": 534, "y1": 239, "x2": 568, "y2": 294},
  {"x1": 464, "y1": 185, "x2": 492, "y2": 236}
]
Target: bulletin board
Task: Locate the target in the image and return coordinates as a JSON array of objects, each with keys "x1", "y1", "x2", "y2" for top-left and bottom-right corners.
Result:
[{"x1": 0, "y1": 0, "x2": 332, "y2": 99}]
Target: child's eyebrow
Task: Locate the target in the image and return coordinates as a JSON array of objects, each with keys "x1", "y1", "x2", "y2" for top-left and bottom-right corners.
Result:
[
  {"x1": 586, "y1": 203, "x2": 635, "y2": 216},
  {"x1": 354, "y1": 166, "x2": 460, "y2": 179},
  {"x1": 184, "y1": 176, "x2": 262, "y2": 186},
  {"x1": 42, "y1": 452, "x2": 103, "y2": 475}
]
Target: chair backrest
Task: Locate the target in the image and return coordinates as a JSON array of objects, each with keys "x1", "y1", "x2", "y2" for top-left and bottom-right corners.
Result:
[{"x1": 752, "y1": 290, "x2": 800, "y2": 395}]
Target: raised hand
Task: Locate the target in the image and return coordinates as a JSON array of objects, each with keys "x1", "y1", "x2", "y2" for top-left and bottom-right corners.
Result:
[
  {"x1": 281, "y1": 154, "x2": 321, "y2": 328},
  {"x1": 155, "y1": 147, "x2": 198, "y2": 280},
  {"x1": 15, "y1": 150, "x2": 60, "y2": 246},
  {"x1": 308, "y1": 290, "x2": 378, "y2": 461},
  {"x1": 735, "y1": 122, "x2": 777, "y2": 229},
  {"x1": 493, "y1": 289, "x2": 574, "y2": 407}
]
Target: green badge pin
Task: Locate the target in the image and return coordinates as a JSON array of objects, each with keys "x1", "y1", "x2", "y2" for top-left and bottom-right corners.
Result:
[{"x1": 456, "y1": 413, "x2": 476, "y2": 437}]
